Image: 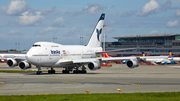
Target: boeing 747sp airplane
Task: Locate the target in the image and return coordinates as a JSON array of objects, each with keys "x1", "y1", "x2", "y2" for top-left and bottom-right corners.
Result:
[{"x1": 5, "y1": 13, "x2": 142, "y2": 75}]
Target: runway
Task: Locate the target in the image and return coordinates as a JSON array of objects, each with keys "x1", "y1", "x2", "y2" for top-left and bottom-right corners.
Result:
[{"x1": 0, "y1": 63, "x2": 180, "y2": 95}]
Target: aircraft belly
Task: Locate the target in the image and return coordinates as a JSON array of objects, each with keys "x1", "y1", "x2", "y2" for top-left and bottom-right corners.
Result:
[
  {"x1": 173, "y1": 58, "x2": 180, "y2": 61},
  {"x1": 28, "y1": 55, "x2": 60, "y2": 67},
  {"x1": 53, "y1": 63, "x2": 76, "y2": 67}
]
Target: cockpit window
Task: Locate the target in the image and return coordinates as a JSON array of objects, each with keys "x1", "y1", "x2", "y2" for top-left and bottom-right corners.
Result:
[{"x1": 32, "y1": 44, "x2": 41, "y2": 47}]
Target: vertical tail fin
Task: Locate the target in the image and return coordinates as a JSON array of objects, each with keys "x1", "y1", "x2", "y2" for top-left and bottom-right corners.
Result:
[
  {"x1": 141, "y1": 51, "x2": 146, "y2": 56},
  {"x1": 86, "y1": 13, "x2": 105, "y2": 47},
  {"x1": 102, "y1": 49, "x2": 110, "y2": 58},
  {"x1": 168, "y1": 50, "x2": 174, "y2": 57}
]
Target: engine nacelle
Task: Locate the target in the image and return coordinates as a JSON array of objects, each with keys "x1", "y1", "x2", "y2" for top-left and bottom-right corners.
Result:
[
  {"x1": 19, "y1": 61, "x2": 31, "y2": 70},
  {"x1": 88, "y1": 61, "x2": 101, "y2": 70},
  {"x1": 126, "y1": 59, "x2": 139, "y2": 68},
  {"x1": 7, "y1": 59, "x2": 18, "y2": 67}
]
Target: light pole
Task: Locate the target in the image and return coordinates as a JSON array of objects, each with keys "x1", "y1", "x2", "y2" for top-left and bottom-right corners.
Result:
[
  {"x1": 18, "y1": 43, "x2": 20, "y2": 51},
  {"x1": 80, "y1": 35, "x2": 83, "y2": 45},
  {"x1": 53, "y1": 37, "x2": 57, "y2": 43},
  {"x1": 82, "y1": 35, "x2": 83, "y2": 45},
  {"x1": 103, "y1": 25, "x2": 107, "y2": 50},
  {"x1": 15, "y1": 43, "x2": 17, "y2": 51}
]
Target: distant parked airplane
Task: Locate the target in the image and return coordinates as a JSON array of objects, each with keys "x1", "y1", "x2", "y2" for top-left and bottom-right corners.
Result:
[{"x1": 141, "y1": 51, "x2": 175, "y2": 65}]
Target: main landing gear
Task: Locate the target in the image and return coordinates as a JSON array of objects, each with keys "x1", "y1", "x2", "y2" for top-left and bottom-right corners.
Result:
[
  {"x1": 73, "y1": 70, "x2": 87, "y2": 74},
  {"x1": 36, "y1": 67, "x2": 56, "y2": 75},
  {"x1": 62, "y1": 65, "x2": 87, "y2": 74},
  {"x1": 62, "y1": 67, "x2": 71, "y2": 74},
  {"x1": 48, "y1": 67, "x2": 55, "y2": 74},
  {"x1": 36, "y1": 65, "x2": 87, "y2": 75},
  {"x1": 73, "y1": 65, "x2": 87, "y2": 74}
]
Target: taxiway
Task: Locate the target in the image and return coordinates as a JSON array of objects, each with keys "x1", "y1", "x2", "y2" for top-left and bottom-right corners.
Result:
[{"x1": 0, "y1": 63, "x2": 180, "y2": 95}]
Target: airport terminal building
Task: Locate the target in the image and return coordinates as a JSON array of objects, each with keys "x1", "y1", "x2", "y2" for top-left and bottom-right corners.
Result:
[{"x1": 103, "y1": 34, "x2": 180, "y2": 56}]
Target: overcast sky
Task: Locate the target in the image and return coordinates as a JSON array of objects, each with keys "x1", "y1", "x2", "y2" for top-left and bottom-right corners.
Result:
[{"x1": 0, "y1": 0, "x2": 180, "y2": 50}]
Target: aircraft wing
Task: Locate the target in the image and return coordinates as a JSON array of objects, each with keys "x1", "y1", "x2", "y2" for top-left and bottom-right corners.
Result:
[
  {"x1": 54, "y1": 58, "x2": 101, "y2": 66},
  {"x1": 55, "y1": 55, "x2": 169, "y2": 66},
  {"x1": 100, "y1": 55, "x2": 168, "y2": 62},
  {"x1": 55, "y1": 58, "x2": 100, "y2": 65},
  {"x1": 101, "y1": 56, "x2": 138, "y2": 61},
  {"x1": 55, "y1": 57, "x2": 139, "y2": 65},
  {"x1": 4, "y1": 54, "x2": 26, "y2": 60},
  {"x1": 95, "y1": 48, "x2": 136, "y2": 54},
  {"x1": 73, "y1": 58, "x2": 102, "y2": 63}
]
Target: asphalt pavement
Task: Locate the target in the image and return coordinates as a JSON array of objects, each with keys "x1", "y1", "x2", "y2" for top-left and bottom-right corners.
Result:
[{"x1": 0, "y1": 63, "x2": 180, "y2": 95}]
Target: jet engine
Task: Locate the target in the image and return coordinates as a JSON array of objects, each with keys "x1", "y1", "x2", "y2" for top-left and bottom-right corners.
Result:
[
  {"x1": 7, "y1": 59, "x2": 18, "y2": 67},
  {"x1": 19, "y1": 61, "x2": 31, "y2": 70},
  {"x1": 126, "y1": 59, "x2": 139, "y2": 68},
  {"x1": 88, "y1": 61, "x2": 101, "y2": 70}
]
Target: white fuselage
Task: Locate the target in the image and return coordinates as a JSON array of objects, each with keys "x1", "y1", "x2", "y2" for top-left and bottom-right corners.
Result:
[
  {"x1": 145, "y1": 58, "x2": 167, "y2": 62},
  {"x1": 26, "y1": 42, "x2": 102, "y2": 67},
  {"x1": 169, "y1": 57, "x2": 180, "y2": 61},
  {"x1": 144, "y1": 58, "x2": 171, "y2": 64}
]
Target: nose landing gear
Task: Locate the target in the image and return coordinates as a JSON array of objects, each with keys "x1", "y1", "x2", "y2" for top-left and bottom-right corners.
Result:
[{"x1": 36, "y1": 66, "x2": 42, "y2": 75}]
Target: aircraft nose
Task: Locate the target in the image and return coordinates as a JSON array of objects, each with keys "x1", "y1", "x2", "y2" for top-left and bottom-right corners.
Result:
[
  {"x1": 26, "y1": 50, "x2": 33, "y2": 63},
  {"x1": 26, "y1": 52, "x2": 31, "y2": 61}
]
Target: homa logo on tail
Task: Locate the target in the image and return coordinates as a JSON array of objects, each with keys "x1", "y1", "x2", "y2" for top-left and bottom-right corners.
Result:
[
  {"x1": 51, "y1": 50, "x2": 60, "y2": 54},
  {"x1": 142, "y1": 51, "x2": 146, "y2": 56},
  {"x1": 168, "y1": 50, "x2": 173, "y2": 56},
  {"x1": 168, "y1": 50, "x2": 174, "y2": 57},
  {"x1": 96, "y1": 28, "x2": 102, "y2": 41}
]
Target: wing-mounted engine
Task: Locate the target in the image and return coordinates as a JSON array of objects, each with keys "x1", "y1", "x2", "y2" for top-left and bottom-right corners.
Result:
[
  {"x1": 19, "y1": 61, "x2": 31, "y2": 70},
  {"x1": 126, "y1": 58, "x2": 139, "y2": 68},
  {"x1": 88, "y1": 60, "x2": 101, "y2": 70},
  {"x1": 7, "y1": 59, "x2": 18, "y2": 67}
]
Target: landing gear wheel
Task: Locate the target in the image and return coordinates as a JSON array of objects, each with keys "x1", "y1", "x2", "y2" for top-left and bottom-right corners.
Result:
[
  {"x1": 48, "y1": 70, "x2": 55, "y2": 74},
  {"x1": 36, "y1": 66, "x2": 42, "y2": 75},
  {"x1": 48, "y1": 70, "x2": 51, "y2": 74},
  {"x1": 78, "y1": 70, "x2": 82, "y2": 74},
  {"x1": 82, "y1": 70, "x2": 87, "y2": 74},
  {"x1": 66, "y1": 70, "x2": 69, "y2": 73},
  {"x1": 73, "y1": 70, "x2": 86, "y2": 74},
  {"x1": 73, "y1": 70, "x2": 77, "y2": 74},
  {"x1": 52, "y1": 70, "x2": 55, "y2": 74},
  {"x1": 37, "y1": 71, "x2": 42, "y2": 75},
  {"x1": 62, "y1": 70, "x2": 69, "y2": 74}
]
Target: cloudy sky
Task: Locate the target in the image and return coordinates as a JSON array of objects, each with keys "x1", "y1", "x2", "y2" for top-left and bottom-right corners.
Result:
[{"x1": 0, "y1": 0, "x2": 180, "y2": 50}]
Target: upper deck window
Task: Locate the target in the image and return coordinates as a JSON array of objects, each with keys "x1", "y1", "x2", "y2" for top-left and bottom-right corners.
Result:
[{"x1": 32, "y1": 44, "x2": 41, "y2": 47}]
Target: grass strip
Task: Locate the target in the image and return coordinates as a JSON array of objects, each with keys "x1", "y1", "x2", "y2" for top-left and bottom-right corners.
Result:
[{"x1": 0, "y1": 92, "x2": 180, "y2": 101}]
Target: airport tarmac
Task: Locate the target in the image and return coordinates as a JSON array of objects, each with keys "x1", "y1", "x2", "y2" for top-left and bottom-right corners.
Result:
[{"x1": 0, "y1": 63, "x2": 180, "y2": 95}]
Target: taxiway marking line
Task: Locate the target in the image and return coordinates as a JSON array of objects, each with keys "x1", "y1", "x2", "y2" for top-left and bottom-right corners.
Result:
[{"x1": 52, "y1": 78, "x2": 141, "y2": 89}]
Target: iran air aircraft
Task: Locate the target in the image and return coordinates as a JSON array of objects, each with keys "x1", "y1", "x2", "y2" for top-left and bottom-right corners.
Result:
[{"x1": 5, "y1": 13, "x2": 141, "y2": 75}]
